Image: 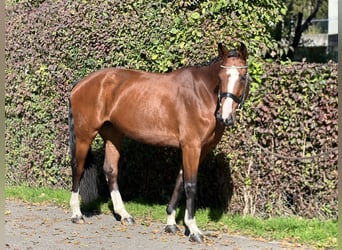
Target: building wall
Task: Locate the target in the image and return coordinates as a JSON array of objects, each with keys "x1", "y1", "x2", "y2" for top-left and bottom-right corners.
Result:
[
  {"x1": 328, "y1": 0, "x2": 338, "y2": 35},
  {"x1": 299, "y1": 0, "x2": 338, "y2": 62}
]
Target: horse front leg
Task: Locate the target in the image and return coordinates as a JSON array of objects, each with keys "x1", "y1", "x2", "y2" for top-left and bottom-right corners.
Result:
[
  {"x1": 181, "y1": 144, "x2": 203, "y2": 243},
  {"x1": 165, "y1": 168, "x2": 184, "y2": 233},
  {"x1": 103, "y1": 139, "x2": 134, "y2": 225}
]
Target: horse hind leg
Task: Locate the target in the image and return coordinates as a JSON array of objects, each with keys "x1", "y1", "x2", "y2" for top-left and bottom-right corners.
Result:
[
  {"x1": 70, "y1": 139, "x2": 93, "y2": 223},
  {"x1": 165, "y1": 168, "x2": 184, "y2": 233},
  {"x1": 101, "y1": 129, "x2": 134, "y2": 225}
]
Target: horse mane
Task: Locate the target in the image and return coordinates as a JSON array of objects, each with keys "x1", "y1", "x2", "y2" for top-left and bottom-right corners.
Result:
[
  {"x1": 181, "y1": 56, "x2": 220, "y2": 70},
  {"x1": 70, "y1": 80, "x2": 79, "y2": 91}
]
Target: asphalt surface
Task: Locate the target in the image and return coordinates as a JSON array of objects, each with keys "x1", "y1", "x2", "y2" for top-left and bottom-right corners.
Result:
[{"x1": 4, "y1": 200, "x2": 312, "y2": 250}]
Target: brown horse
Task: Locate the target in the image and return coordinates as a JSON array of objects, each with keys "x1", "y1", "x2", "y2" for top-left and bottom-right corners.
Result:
[{"x1": 68, "y1": 43, "x2": 249, "y2": 242}]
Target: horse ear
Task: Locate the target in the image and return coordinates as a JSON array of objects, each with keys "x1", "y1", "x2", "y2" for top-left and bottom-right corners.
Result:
[
  {"x1": 218, "y1": 42, "x2": 228, "y2": 58},
  {"x1": 239, "y1": 42, "x2": 248, "y2": 60}
]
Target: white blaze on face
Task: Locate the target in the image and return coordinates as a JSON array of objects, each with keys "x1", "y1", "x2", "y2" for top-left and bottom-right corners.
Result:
[{"x1": 221, "y1": 67, "x2": 239, "y2": 120}]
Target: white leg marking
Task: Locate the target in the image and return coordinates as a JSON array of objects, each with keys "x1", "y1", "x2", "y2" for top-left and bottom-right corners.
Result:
[
  {"x1": 110, "y1": 190, "x2": 131, "y2": 219},
  {"x1": 184, "y1": 209, "x2": 202, "y2": 236},
  {"x1": 167, "y1": 210, "x2": 177, "y2": 226},
  {"x1": 70, "y1": 191, "x2": 82, "y2": 218}
]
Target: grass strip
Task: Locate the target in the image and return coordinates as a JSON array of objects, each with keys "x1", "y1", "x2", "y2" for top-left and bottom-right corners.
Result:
[{"x1": 5, "y1": 186, "x2": 337, "y2": 248}]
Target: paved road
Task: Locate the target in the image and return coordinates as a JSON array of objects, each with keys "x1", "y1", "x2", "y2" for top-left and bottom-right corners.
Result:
[{"x1": 5, "y1": 200, "x2": 311, "y2": 250}]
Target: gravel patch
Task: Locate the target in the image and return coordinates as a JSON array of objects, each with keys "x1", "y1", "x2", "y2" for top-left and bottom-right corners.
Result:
[{"x1": 5, "y1": 200, "x2": 311, "y2": 250}]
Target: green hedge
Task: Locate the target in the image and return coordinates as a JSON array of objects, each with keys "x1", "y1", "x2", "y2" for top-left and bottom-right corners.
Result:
[
  {"x1": 5, "y1": 0, "x2": 284, "y2": 187},
  {"x1": 5, "y1": 1, "x2": 337, "y2": 219},
  {"x1": 223, "y1": 62, "x2": 338, "y2": 219}
]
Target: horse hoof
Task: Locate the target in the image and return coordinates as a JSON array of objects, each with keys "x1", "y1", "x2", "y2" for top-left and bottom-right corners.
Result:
[
  {"x1": 165, "y1": 224, "x2": 180, "y2": 234},
  {"x1": 121, "y1": 217, "x2": 135, "y2": 225},
  {"x1": 189, "y1": 233, "x2": 204, "y2": 243},
  {"x1": 71, "y1": 215, "x2": 85, "y2": 224}
]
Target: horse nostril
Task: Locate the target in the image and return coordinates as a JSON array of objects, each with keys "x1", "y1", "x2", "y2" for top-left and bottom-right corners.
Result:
[
  {"x1": 216, "y1": 112, "x2": 223, "y2": 122},
  {"x1": 224, "y1": 115, "x2": 235, "y2": 127},
  {"x1": 224, "y1": 119, "x2": 234, "y2": 127},
  {"x1": 216, "y1": 112, "x2": 235, "y2": 127}
]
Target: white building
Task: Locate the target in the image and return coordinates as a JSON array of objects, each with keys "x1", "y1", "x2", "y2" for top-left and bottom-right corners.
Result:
[
  {"x1": 327, "y1": 0, "x2": 338, "y2": 59},
  {"x1": 300, "y1": 0, "x2": 338, "y2": 61},
  {"x1": 328, "y1": 0, "x2": 338, "y2": 35}
]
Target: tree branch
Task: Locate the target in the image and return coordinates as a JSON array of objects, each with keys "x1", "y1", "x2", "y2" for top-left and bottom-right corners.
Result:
[
  {"x1": 299, "y1": 0, "x2": 323, "y2": 33},
  {"x1": 287, "y1": 0, "x2": 324, "y2": 60}
]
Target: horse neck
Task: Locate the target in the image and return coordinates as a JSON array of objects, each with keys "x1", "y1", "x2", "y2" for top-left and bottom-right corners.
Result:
[{"x1": 198, "y1": 60, "x2": 222, "y2": 94}]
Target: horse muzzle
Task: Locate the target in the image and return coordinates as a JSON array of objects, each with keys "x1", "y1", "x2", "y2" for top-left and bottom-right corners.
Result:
[{"x1": 216, "y1": 112, "x2": 235, "y2": 127}]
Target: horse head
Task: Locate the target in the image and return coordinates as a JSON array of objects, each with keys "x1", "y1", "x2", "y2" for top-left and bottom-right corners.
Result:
[{"x1": 216, "y1": 42, "x2": 249, "y2": 127}]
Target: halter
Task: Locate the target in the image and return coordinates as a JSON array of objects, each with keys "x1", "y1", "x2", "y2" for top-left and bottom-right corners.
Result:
[{"x1": 218, "y1": 65, "x2": 249, "y2": 109}]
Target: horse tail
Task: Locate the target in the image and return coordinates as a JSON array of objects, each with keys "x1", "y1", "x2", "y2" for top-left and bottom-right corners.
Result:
[
  {"x1": 68, "y1": 94, "x2": 108, "y2": 204},
  {"x1": 68, "y1": 97, "x2": 76, "y2": 172}
]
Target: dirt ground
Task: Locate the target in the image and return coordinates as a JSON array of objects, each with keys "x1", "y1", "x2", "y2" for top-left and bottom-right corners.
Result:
[{"x1": 5, "y1": 200, "x2": 312, "y2": 250}]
